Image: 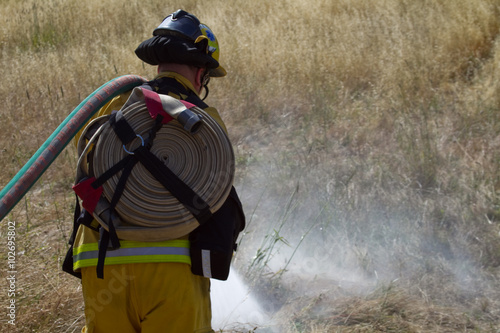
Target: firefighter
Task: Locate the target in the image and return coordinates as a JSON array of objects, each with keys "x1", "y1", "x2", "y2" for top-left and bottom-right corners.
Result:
[{"x1": 71, "y1": 10, "x2": 230, "y2": 333}]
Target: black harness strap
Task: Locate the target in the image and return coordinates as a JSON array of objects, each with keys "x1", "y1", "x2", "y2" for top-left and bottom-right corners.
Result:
[
  {"x1": 91, "y1": 155, "x2": 134, "y2": 189},
  {"x1": 109, "y1": 111, "x2": 138, "y2": 145},
  {"x1": 133, "y1": 146, "x2": 212, "y2": 225},
  {"x1": 62, "y1": 194, "x2": 95, "y2": 279},
  {"x1": 96, "y1": 156, "x2": 138, "y2": 279}
]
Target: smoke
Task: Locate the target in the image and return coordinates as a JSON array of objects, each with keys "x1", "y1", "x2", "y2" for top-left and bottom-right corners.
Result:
[
  {"x1": 211, "y1": 269, "x2": 270, "y2": 331},
  {"x1": 210, "y1": 150, "x2": 500, "y2": 330}
]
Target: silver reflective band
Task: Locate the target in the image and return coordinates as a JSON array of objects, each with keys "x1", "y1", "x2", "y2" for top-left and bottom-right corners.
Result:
[
  {"x1": 201, "y1": 249, "x2": 212, "y2": 278},
  {"x1": 74, "y1": 246, "x2": 190, "y2": 262}
]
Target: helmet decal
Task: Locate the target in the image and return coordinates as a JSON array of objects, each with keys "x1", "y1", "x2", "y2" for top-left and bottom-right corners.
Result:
[
  {"x1": 202, "y1": 26, "x2": 216, "y2": 42},
  {"x1": 200, "y1": 24, "x2": 219, "y2": 59}
]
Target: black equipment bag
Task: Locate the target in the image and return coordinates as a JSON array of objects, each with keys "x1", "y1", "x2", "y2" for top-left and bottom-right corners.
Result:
[{"x1": 189, "y1": 187, "x2": 245, "y2": 280}]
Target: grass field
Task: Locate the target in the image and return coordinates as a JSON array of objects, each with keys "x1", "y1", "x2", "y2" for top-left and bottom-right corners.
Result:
[{"x1": 1, "y1": 0, "x2": 500, "y2": 332}]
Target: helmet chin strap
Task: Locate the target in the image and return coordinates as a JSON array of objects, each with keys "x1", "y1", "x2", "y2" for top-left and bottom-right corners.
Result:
[
  {"x1": 201, "y1": 84, "x2": 209, "y2": 101},
  {"x1": 200, "y1": 72, "x2": 211, "y2": 101}
]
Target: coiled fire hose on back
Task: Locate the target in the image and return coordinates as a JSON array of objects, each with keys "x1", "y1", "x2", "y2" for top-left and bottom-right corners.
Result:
[
  {"x1": 76, "y1": 87, "x2": 234, "y2": 241},
  {"x1": 0, "y1": 75, "x2": 147, "y2": 221}
]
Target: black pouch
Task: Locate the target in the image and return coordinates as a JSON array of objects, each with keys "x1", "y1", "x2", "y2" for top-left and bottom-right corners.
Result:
[
  {"x1": 62, "y1": 197, "x2": 95, "y2": 279},
  {"x1": 189, "y1": 187, "x2": 245, "y2": 280},
  {"x1": 62, "y1": 244, "x2": 82, "y2": 279}
]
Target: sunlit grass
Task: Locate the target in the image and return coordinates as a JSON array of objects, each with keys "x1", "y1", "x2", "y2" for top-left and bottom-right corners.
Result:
[{"x1": 1, "y1": 0, "x2": 500, "y2": 332}]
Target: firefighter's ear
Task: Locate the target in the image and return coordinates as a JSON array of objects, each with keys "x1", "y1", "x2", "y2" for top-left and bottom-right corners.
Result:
[{"x1": 194, "y1": 67, "x2": 206, "y2": 94}]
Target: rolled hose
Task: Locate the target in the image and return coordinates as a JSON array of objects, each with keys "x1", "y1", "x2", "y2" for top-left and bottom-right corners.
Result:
[
  {"x1": 0, "y1": 75, "x2": 148, "y2": 221},
  {"x1": 79, "y1": 88, "x2": 234, "y2": 241}
]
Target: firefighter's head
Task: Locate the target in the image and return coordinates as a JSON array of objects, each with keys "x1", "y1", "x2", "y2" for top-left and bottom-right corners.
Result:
[{"x1": 135, "y1": 9, "x2": 226, "y2": 78}]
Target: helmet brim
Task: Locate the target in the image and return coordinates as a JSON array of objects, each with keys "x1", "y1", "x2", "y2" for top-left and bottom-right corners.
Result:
[
  {"x1": 210, "y1": 66, "x2": 227, "y2": 77},
  {"x1": 135, "y1": 36, "x2": 220, "y2": 70}
]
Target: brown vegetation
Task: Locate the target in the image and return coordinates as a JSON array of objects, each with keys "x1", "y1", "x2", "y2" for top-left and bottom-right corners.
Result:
[{"x1": 0, "y1": 0, "x2": 499, "y2": 332}]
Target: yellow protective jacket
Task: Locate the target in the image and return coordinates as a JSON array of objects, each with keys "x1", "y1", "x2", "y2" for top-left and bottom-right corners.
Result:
[{"x1": 71, "y1": 71, "x2": 227, "y2": 273}]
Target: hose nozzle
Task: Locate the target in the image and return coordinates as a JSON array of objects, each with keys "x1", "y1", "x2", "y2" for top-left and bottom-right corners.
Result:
[{"x1": 176, "y1": 109, "x2": 203, "y2": 134}]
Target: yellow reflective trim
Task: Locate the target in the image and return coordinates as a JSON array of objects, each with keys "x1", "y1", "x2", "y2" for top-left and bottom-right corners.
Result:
[
  {"x1": 72, "y1": 239, "x2": 191, "y2": 271},
  {"x1": 73, "y1": 242, "x2": 98, "y2": 255}
]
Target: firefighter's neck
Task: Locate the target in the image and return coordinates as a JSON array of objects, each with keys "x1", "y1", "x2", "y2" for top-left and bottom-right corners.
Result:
[{"x1": 157, "y1": 63, "x2": 204, "y2": 94}]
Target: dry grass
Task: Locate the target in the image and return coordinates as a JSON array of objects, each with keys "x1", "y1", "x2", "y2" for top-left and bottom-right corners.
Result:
[
  {"x1": 281, "y1": 284, "x2": 482, "y2": 332},
  {"x1": 1, "y1": 0, "x2": 500, "y2": 332}
]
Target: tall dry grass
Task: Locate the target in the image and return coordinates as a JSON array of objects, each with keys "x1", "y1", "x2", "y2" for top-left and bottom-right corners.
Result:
[{"x1": 1, "y1": 0, "x2": 500, "y2": 332}]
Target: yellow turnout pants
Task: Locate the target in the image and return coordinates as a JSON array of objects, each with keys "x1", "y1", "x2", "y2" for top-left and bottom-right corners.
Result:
[{"x1": 81, "y1": 262, "x2": 213, "y2": 333}]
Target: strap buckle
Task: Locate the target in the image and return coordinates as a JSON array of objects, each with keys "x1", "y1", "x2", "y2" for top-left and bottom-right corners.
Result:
[{"x1": 123, "y1": 134, "x2": 145, "y2": 155}]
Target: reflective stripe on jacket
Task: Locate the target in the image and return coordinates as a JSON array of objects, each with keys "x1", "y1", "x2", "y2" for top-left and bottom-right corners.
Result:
[{"x1": 73, "y1": 239, "x2": 191, "y2": 270}]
